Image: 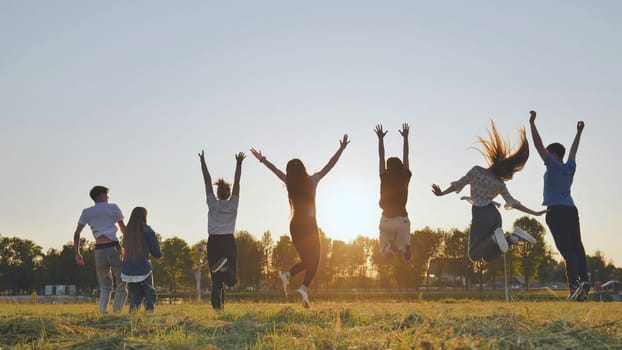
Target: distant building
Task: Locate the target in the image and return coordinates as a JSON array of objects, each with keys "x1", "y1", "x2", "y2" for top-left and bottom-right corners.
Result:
[{"x1": 44, "y1": 284, "x2": 77, "y2": 296}]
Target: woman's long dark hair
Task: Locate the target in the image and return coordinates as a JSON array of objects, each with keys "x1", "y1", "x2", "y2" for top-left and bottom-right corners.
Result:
[
  {"x1": 285, "y1": 158, "x2": 314, "y2": 216},
  {"x1": 123, "y1": 207, "x2": 147, "y2": 262},
  {"x1": 476, "y1": 120, "x2": 529, "y2": 181}
]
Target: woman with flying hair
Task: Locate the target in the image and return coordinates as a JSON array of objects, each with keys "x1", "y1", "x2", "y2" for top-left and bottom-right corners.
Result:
[
  {"x1": 432, "y1": 121, "x2": 546, "y2": 262},
  {"x1": 121, "y1": 207, "x2": 162, "y2": 312},
  {"x1": 251, "y1": 134, "x2": 349, "y2": 308}
]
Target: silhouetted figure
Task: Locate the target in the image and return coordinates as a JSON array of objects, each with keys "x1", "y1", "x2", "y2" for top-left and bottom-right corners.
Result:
[
  {"x1": 251, "y1": 134, "x2": 349, "y2": 308},
  {"x1": 432, "y1": 120, "x2": 545, "y2": 263},
  {"x1": 199, "y1": 150, "x2": 245, "y2": 310},
  {"x1": 121, "y1": 207, "x2": 162, "y2": 312},
  {"x1": 374, "y1": 123, "x2": 413, "y2": 261},
  {"x1": 529, "y1": 110, "x2": 589, "y2": 301},
  {"x1": 72, "y1": 185, "x2": 127, "y2": 313}
]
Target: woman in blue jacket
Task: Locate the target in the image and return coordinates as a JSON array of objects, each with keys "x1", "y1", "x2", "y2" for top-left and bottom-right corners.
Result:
[{"x1": 121, "y1": 207, "x2": 162, "y2": 312}]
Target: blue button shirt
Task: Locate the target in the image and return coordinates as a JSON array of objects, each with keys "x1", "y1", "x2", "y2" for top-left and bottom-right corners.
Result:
[{"x1": 543, "y1": 153, "x2": 576, "y2": 207}]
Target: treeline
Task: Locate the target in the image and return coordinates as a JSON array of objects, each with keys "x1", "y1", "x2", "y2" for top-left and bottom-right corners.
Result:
[{"x1": 1, "y1": 216, "x2": 620, "y2": 295}]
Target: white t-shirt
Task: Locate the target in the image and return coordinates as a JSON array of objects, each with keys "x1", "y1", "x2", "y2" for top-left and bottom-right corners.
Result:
[
  {"x1": 78, "y1": 202, "x2": 124, "y2": 241},
  {"x1": 207, "y1": 193, "x2": 239, "y2": 235}
]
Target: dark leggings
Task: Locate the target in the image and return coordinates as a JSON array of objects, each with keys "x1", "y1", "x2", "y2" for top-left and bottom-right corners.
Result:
[
  {"x1": 289, "y1": 215, "x2": 320, "y2": 288},
  {"x1": 469, "y1": 204, "x2": 503, "y2": 262},
  {"x1": 207, "y1": 234, "x2": 237, "y2": 309},
  {"x1": 546, "y1": 205, "x2": 588, "y2": 289}
]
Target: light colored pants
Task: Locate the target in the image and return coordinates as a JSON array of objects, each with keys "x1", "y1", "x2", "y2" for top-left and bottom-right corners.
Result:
[
  {"x1": 94, "y1": 245, "x2": 127, "y2": 313},
  {"x1": 379, "y1": 215, "x2": 411, "y2": 253}
]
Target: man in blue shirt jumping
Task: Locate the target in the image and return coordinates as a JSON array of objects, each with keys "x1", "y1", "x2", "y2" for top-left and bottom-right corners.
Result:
[{"x1": 529, "y1": 110, "x2": 589, "y2": 301}]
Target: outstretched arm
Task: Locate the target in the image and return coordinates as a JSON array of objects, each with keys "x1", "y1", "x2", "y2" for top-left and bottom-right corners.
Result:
[
  {"x1": 529, "y1": 111, "x2": 547, "y2": 161},
  {"x1": 374, "y1": 125, "x2": 387, "y2": 175},
  {"x1": 431, "y1": 183, "x2": 456, "y2": 197},
  {"x1": 512, "y1": 203, "x2": 547, "y2": 216},
  {"x1": 198, "y1": 150, "x2": 214, "y2": 199},
  {"x1": 232, "y1": 152, "x2": 245, "y2": 196},
  {"x1": 568, "y1": 121, "x2": 585, "y2": 161},
  {"x1": 251, "y1": 148, "x2": 287, "y2": 183},
  {"x1": 399, "y1": 123, "x2": 410, "y2": 171},
  {"x1": 317, "y1": 134, "x2": 350, "y2": 180}
]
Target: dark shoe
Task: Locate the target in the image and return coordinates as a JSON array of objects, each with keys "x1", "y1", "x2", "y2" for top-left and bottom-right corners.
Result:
[
  {"x1": 577, "y1": 282, "x2": 590, "y2": 302},
  {"x1": 211, "y1": 257, "x2": 228, "y2": 273},
  {"x1": 568, "y1": 282, "x2": 590, "y2": 301}
]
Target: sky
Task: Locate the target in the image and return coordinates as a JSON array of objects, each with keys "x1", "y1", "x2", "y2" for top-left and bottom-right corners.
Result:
[{"x1": 1, "y1": 1, "x2": 621, "y2": 267}]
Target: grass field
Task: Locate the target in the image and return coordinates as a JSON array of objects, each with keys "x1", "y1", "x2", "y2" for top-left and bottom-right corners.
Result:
[{"x1": 1, "y1": 297, "x2": 621, "y2": 349}]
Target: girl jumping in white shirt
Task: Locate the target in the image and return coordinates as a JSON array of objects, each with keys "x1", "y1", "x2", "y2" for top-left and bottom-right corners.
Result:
[{"x1": 432, "y1": 121, "x2": 545, "y2": 262}]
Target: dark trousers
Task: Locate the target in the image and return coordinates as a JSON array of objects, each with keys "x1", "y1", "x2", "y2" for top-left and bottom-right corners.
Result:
[
  {"x1": 469, "y1": 204, "x2": 503, "y2": 262},
  {"x1": 127, "y1": 274, "x2": 156, "y2": 312},
  {"x1": 207, "y1": 234, "x2": 237, "y2": 309},
  {"x1": 289, "y1": 215, "x2": 320, "y2": 288},
  {"x1": 546, "y1": 205, "x2": 588, "y2": 289}
]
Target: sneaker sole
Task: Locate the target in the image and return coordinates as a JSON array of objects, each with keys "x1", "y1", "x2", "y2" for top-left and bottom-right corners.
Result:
[
  {"x1": 494, "y1": 228, "x2": 509, "y2": 253},
  {"x1": 513, "y1": 227, "x2": 537, "y2": 244},
  {"x1": 568, "y1": 287, "x2": 583, "y2": 301},
  {"x1": 211, "y1": 258, "x2": 228, "y2": 273},
  {"x1": 297, "y1": 289, "x2": 310, "y2": 309},
  {"x1": 568, "y1": 282, "x2": 590, "y2": 301}
]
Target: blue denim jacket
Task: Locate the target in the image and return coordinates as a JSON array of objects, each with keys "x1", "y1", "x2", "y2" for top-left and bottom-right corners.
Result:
[{"x1": 121, "y1": 224, "x2": 162, "y2": 276}]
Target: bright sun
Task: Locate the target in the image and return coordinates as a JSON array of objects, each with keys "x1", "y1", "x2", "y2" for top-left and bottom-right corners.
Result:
[{"x1": 316, "y1": 181, "x2": 380, "y2": 243}]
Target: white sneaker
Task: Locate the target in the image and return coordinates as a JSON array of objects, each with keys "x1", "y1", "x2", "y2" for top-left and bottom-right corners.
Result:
[
  {"x1": 493, "y1": 228, "x2": 509, "y2": 253},
  {"x1": 278, "y1": 272, "x2": 290, "y2": 296},
  {"x1": 211, "y1": 257, "x2": 228, "y2": 273},
  {"x1": 512, "y1": 227, "x2": 536, "y2": 244},
  {"x1": 297, "y1": 287, "x2": 310, "y2": 309}
]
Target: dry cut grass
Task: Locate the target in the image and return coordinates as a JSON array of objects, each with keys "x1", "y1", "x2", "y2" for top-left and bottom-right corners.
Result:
[{"x1": 1, "y1": 300, "x2": 621, "y2": 349}]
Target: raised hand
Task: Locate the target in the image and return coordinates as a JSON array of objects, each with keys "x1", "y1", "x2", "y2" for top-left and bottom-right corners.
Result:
[
  {"x1": 529, "y1": 110, "x2": 536, "y2": 123},
  {"x1": 374, "y1": 124, "x2": 387, "y2": 138},
  {"x1": 198, "y1": 150, "x2": 205, "y2": 161},
  {"x1": 235, "y1": 152, "x2": 246, "y2": 162},
  {"x1": 431, "y1": 184, "x2": 443, "y2": 196},
  {"x1": 339, "y1": 134, "x2": 350, "y2": 149},
  {"x1": 577, "y1": 121, "x2": 585, "y2": 131},
  {"x1": 250, "y1": 148, "x2": 264, "y2": 161},
  {"x1": 399, "y1": 123, "x2": 410, "y2": 137}
]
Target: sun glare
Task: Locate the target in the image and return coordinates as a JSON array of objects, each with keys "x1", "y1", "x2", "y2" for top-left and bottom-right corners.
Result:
[{"x1": 316, "y1": 184, "x2": 380, "y2": 243}]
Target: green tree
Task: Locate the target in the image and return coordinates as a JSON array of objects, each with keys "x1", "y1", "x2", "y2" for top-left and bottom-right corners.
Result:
[
  {"x1": 443, "y1": 228, "x2": 471, "y2": 290},
  {"x1": 586, "y1": 251, "x2": 608, "y2": 284},
  {"x1": 41, "y1": 239, "x2": 97, "y2": 292},
  {"x1": 537, "y1": 247, "x2": 562, "y2": 285},
  {"x1": 329, "y1": 240, "x2": 348, "y2": 287},
  {"x1": 0, "y1": 236, "x2": 44, "y2": 294},
  {"x1": 410, "y1": 227, "x2": 443, "y2": 288},
  {"x1": 158, "y1": 237, "x2": 193, "y2": 292},
  {"x1": 512, "y1": 217, "x2": 546, "y2": 289},
  {"x1": 190, "y1": 239, "x2": 209, "y2": 295},
  {"x1": 313, "y1": 229, "x2": 333, "y2": 290},
  {"x1": 258, "y1": 231, "x2": 274, "y2": 289},
  {"x1": 272, "y1": 235, "x2": 297, "y2": 277},
  {"x1": 236, "y1": 230, "x2": 262, "y2": 289}
]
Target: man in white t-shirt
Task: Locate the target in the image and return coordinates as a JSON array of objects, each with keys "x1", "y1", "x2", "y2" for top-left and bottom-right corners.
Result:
[
  {"x1": 199, "y1": 150, "x2": 245, "y2": 310},
  {"x1": 73, "y1": 185, "x2": 127, "y2": 313}
]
